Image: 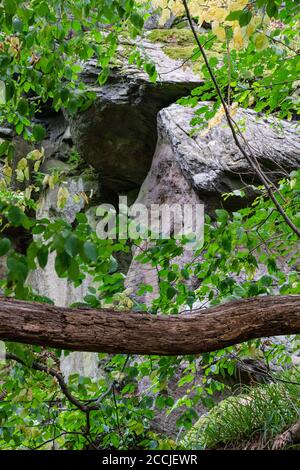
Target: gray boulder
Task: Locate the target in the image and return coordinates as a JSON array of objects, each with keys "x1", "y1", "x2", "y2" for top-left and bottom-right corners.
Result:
[
  {"x1": 125, "y1": 102, "x2": 300, "y2": 302},
  {"x1": 157, "y1": 103, "x2": 300, "y2": 209},
  {"x1": 69, "y1": 43, "x2": 202, "y2": 192}
]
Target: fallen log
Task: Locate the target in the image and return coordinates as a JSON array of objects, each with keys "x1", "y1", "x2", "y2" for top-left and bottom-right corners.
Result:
[{"x1": 0, "y1": 295, "x2": 300, "y2": 355}]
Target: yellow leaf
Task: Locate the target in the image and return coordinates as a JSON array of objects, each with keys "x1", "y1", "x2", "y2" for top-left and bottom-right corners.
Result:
[
  {"x1": 212, "y1": 21, "x2": 226, "y2": 40},
  {"x1": 57, "y1": 186, "x2": 69, "y2": 209},
  {"x1": 24, "y1": 166, "x2": 30, "y2": 180},
  {"x1": 0, "y1": 80, "x2": 5, "y2": 104},
  {"x1": 24, "y1": 187, "x2": 32, "y2": 200},
  {"x1": 27, "y1": 148, "x2": 44, "y2": 160},
  {"x1": 201, "y1": 105, "x2": 225, "y2": 136},
  {"x1": 189, "y1": 0, "x2": 201, "y2": 17},
  {"x1": 246, "y1": 16, "x2": 261, "y2": 37},
  {"x1": 42, "y1": 174, "x2": 50, "y2": 188},
  {"x1": 158, "y1": 8, "x2": 171, "y2": 26},
  {"x1": 229, "y1": 0, "x2": 248, "y2": 9},
  {"x1": 232, "y1": 26, "x2": 244, "y2": 49},
  {"x1": 34, "y1": 160, "x2": 41, "y2": 172},
  {"x1": 17, "y1": 157, "x2": 28, "y2": 171},
  {"x1": 172, "y1": 0, "x2": 184, "y2": 16},
  {"x1": 16, "y1": 169, "x2": 24, "y2": 182},
  {"x1": 213, "y1": 7, "x2": 227, "y2": 22},
  {"x1": 8, "y1": 36, "x2": 21, "y2": 56},
  {"x1": 254, "y1": 32, "x2": 269, "y2": 51}
]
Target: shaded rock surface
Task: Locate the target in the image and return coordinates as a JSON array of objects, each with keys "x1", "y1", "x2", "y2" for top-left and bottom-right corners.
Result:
[
  {"x1": 69, "y1": 42, "x2": 202, "y2": 192},
  {"x1": 125, "y1": 110, "x2": 203, "y2": 303},
  {"x1": 4, "y1": 32, "x2": 299, "y2": 437}
]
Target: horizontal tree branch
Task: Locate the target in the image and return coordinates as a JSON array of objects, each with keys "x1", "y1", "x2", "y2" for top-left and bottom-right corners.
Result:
[{"x1": 0, "y1": 296, "x2": 300, "y2": 355}]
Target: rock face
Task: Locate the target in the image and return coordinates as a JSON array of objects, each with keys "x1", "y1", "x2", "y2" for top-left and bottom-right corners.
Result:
[
  {"x1": 125, "y1": 108, "x2": 203, "y2": 303},
  {"x1": 69, "y1": 43, "x2": 202, "y2": 193},
  {"x1": 5, "y1": 32, "x2": 299, "y2": 437},
  {"x1": 29, "y1": 175, "x2": 101, "y2": 380},
  {"x1": 125, "y1": 102, "x2": 300, "y2": 302},
  {"x1": 156, "y1": 103, "x2": 300, "y2": 209}
]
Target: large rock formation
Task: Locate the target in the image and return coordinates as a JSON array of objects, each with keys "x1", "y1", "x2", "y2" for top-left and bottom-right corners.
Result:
[
  {"x1": 156, "y1": 103, "x2": 300, "y2": 208},
  {"x1": 125, "y1": 101, "x2": 300, "y2": 303},
  {"x1": 4, "y1": 29, "x2": 299, "y2": 438},
  {"x1": 69, "y1": 41, "x2": 202, "y2": 193}
]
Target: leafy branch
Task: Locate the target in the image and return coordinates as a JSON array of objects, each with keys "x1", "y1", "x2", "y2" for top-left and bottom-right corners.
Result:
[{"x1": 182, "y1": 0, "x2": 300, "y2": 238}]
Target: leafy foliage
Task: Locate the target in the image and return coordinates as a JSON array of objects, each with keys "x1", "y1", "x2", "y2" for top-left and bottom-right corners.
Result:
[
  {"x1": 0, "y1": 0, "x2": 299, "y2": 451},
  {"x1": 0, "y1": 0, "x2": 145, "y2": 135},
  {"x1": 183, "y1": 368, "x2": 300, "y2": 450}
]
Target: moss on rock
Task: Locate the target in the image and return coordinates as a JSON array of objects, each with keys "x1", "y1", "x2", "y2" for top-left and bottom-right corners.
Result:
[
  {"x1": 182, "y1": 368, "x2": 300, "y2": 450},
  {"x1": 147, "y1": 28, "x2": 195, "y2": 46},
  {"x1": 147, "y1": 28, "x2": 195, "y2": 62}
]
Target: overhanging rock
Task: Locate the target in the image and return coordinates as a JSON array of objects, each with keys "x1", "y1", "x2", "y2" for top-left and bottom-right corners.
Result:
[{"x1": 69, "y1": 42, "x2": 203, "y2": 192}]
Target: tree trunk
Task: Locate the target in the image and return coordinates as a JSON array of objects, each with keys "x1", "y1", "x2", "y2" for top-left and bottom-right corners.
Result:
[{"x1": 0, "y1": 295, "x2": 299, "y2": 355}]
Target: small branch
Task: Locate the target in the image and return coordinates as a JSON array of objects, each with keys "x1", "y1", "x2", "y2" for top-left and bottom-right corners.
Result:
[{"x1": 226, "y1": 28, "x2": 231, "y2": 108}]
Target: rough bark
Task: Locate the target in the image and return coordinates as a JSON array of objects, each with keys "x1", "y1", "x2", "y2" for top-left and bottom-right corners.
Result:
[{"x1": 0, "y1": 295, "x2": 300, "y2": 355}]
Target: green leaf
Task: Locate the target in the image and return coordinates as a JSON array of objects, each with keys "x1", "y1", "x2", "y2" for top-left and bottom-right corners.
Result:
[
  {"x1": 239, "y1": 10, "x2": 252, "y2": 27},
  {"x1": 168, "y1": 271, "x2": 177, "y2": 282},
  {"x1": 4, "y1": 0, "x2": 17, "y2": 16},
  {"x1": 216, "y1": 209, "x2": 229, "y2": 223},
  {"x1": 266, "y1": 0, "x2": 278, "y2": 18},
  {"x1": 17, "y1": 99, "x2": 29, "y2": 115},
  {"x1": 209, "y1": 56, "x2": 219, "y2": 67},
  {"x1": 32, "y1": 124, "x2": 46, "y2": 141},
  {"x1": 37, "y1": 1, "x2": 50, "y2": 17},
  {"x1": 12, "y1": 17, "x2": 24, "y2": 33},
  {"x1": 5, "y1": 81, "x2": 15, "y2": 101},
  {"x1": 68, "y1": 259, "x2": 80, "y2": 281},
  {"x1": 7, "y1": 206, "x2": 25, "y2": 226},
  {"x1": 15, "y1": 261, "x2": 28, "y2": 281},
  {"x1": 109, "y1": 256, "x2": 118, "y2": 273},
  {"x1": 0, "y1": 238, "x2": 11, "y2": 256},
  {"x1": 130, "y1": 13, "x2": 144, "y2": 29},
  {"x1": 257, "y1": 0, "x2": 267, "y2": 6},
  {"x1": 7, "y1": 256, "x2": 28, "y2": 282},
  {"x1": 76, "y1": 213, "x2": 87, "y2": 224},
  {"x1": 55, "y1": 251, "x2": 71, "y2": 277},
  {"x1": 221, "y1": 234, "x2": 232, "y2": 252},
  {"x1": 83, "y1": 241, "x2": 98, "y2": 262},
  {"x1": 144, "y1": 63, "x2": 156, "y2": 79}
]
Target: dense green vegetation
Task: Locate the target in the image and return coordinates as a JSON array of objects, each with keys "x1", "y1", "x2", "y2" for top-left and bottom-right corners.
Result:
[
  {"x1": 0, "y1": 0, "x2": 299, "y2": 451},
  {"x1": 184, "y1": 368, "x2": 300, "y2": 450}
]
